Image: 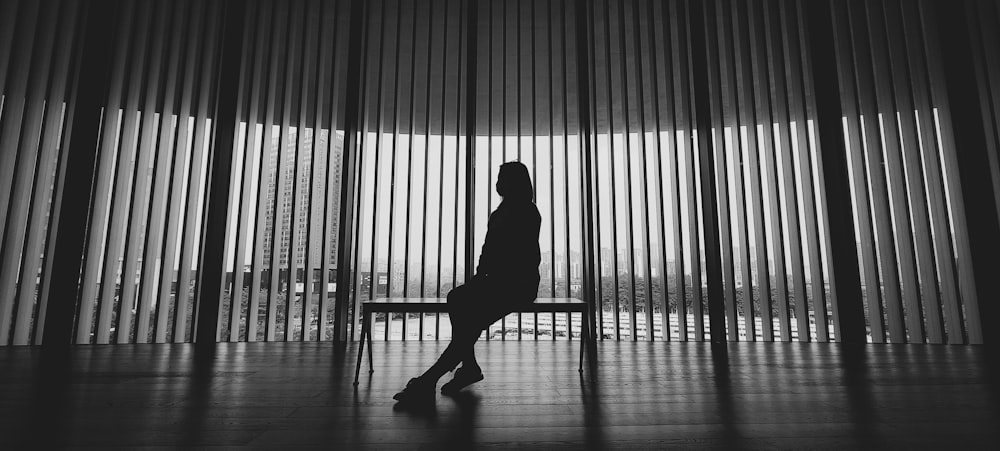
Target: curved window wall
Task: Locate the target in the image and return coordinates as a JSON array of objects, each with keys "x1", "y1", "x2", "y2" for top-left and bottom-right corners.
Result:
[{"x1": 0, "y1": 0, "x2": 994, "y2": 345}]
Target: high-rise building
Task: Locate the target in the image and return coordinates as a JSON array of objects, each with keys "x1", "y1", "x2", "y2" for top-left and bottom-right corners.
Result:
[{"x1": 261, "y1": 129, "x2": 344, "y2": 275}]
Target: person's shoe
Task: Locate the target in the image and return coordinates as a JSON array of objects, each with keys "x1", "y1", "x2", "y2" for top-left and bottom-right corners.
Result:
[
  {"x1": 393, "y1": 377, "x2": 436, "y2": 405},
  {"x1": 440, "y1": 367, "x2": 484, "y2": 395}
]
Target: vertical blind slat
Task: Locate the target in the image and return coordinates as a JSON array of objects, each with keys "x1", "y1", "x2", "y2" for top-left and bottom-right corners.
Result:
[
  {"x1": 225, "y1": 0, "x2": 264, "y2": 342},
  {"x1": 631, "y1": 0, "x2": 655, "y2": 341},
  {"x1": 10, "y1": 1, "x2": 73, "y2": 345},
  {"x1": 174, "y1": 1, "x2": 221, "y2": 343},
  {"x1": 316, "y1": 0, "x2": 342, "y2": 342},
  {"x1": 615, "y1": 0, "x2": 638, "y2": 341},
  {"x1": 748, "y1": 1, "x2": 790, "y2": 341},
  {"x1": 301, "y1": 0, "x2": 323, "y2": 342},
  {"x1": 0, "y1": 1, "x2": 42, "y2": 281},
  {"x1": 247, "y1": 1, "x2": 282, "y2": 343},
  {"x1": 287, "y1": 0, "x2": 313, "y2": 341},
  {"x1": 718, "y1": 0, "x2": 755, "y2": 342},
  {"x1": 1, "y1": 0, "x2": 58, "y2": 345},
  {"x1": 265, "y1": 1, "x2": 294, "y2": 342},
  {"x1": 665, "y1": 0, "x2": 687, "y2": 341},
  {"x1": 688, "y1": 0, "x2": 709, "y2": 342},
  {"x1": 14, "y1": 1, "x2": 81, "y2": 345},
  {"x1": 0, "y1": 0, "x2": 42, "y2": 344},
  {"x1": 136, "y1": 0, "x2": 189, "y2": 343},
  {"x1": 706, "y1": 0, "x2": 736, "y2": 341},
  {"x1": 883, "y1": 0, "x2": 941, "y2": 343},
  {"x1": 902, "y1": 1, "x2": 962, "y2": 343},
  {"x1": 115, "y1": 1, "x2": 173, "y2": 344},
  {"x1": 847, "y1": 0, "x2": 906, "y2": 342},
  {"x1": 830, "y1": 0, "x2": 885, "y2": 343},
  {"x1": 94, "y1": 3, "x2": 153, "y2": 344},
  {"x1": 647, "y1": 0, "x2": 673, "y2": 341},
  {"x1": 865, "y1": 1, "x2": 922, "y2": 343},
  {"x1": 786, "y1": 2, "x2": 823, "y2": 340},
  {"x1": 917, "y1": 1, "x2": 981, "y2": 344},
  {"x1": 0, "y1": 0, "x2": 23, "y2": 101},
  {"x1": 734, "y1": 0, "x2": 774, "y2": 341},
  {"x1": 763, "y1": 0, "x2": 807, "y2": 342},
  {"x1": 154, "y1": 1, "x2": 204, "y2": 344},
  {"x1": 316, "y1": 0, "x2": 340, "y2": 341}
]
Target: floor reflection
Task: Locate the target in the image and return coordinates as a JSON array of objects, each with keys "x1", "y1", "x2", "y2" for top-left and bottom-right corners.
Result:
[
  {"x1": 3, "y1": 341, "x2": 999, "y2": 448},
  {"x1": 711, "y1": 342, "x2": 741, "y2": 450},
  {"x1": 21, "y1": 348, "x2": 74, "y2": 449},
  {"x1": 181, "y1": 346, "x2": 217, "y2": 446},
  {"x1": 442, "y1": 391, "x2": 480, "y2": 448},
  {"x1": 841, "y1": 343, "x2": 879, "y2": 448},
  {"x1": 580, "y1": 371, "x2": 606, "y2": 450}
]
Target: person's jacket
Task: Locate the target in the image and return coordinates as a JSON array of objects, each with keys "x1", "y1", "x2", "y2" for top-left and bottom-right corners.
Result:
[{"x1": 475, "y1": 199, "x2": 541, "y2": 299}]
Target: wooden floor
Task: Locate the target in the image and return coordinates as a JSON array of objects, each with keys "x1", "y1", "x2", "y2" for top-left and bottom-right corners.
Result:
[{"x1": 2, "y1": 340, "x2": 998, "y2": 450}]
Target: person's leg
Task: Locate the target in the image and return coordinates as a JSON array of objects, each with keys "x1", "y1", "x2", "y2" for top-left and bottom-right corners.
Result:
[
  {"x1": 418, "y1": 326, "x2": 481, "y2": 383},
  {"x1": 394, "y1": 284, "x2": 495, "y2": 402},
  {"x1": 394, "y1": 319, "x2": 482, "y2": 403},
  {"x1": 447, "y1": 286, "x2": 482, "y2": 374},
  {"x1": 462, "y1": 348, "x2": 481, "y2": 374},
  {"x1": 438, "y1": 289, "x2": 514, "y2": 394},
  {"x1": 406, "y1": 285, "x2": 485, "y2": 383}
]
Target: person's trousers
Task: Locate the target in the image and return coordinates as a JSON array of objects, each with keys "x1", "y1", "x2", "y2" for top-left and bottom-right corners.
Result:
[{"x1": 438, "y1": 277, "x2": 534, "y2": 371}]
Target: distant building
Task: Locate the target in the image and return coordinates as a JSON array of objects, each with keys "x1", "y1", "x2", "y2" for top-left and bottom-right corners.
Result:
[{"x1": 262, "y1": 129, "x2": 344, "y2": 273}]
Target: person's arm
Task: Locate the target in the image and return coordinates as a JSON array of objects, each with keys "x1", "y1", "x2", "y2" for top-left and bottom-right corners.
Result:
[
  {"x1": 475, "y1": 250, "x2": 489, "y2": 280},
  {"x1": 525, "y1": 207, "x2": 541, "y2": 269},
  {"x1": 475, "y1": 212, "x2": 496, "y2": 279}
]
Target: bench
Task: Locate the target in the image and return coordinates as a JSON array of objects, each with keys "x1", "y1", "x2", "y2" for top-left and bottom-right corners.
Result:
[{"x1": 354, "y1": 297, "x2": 593, "y2": 385}]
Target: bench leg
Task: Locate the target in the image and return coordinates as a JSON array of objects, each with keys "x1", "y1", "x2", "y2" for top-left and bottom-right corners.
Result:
[
  {"x1": 354, "y1": 310, "x2": 369, "y2": 386},
  {"x1": 579, "y1": 312, "x2": 586, "y2": 373},
  {"x1": 366, "y1": 311, "x2": 374, "y2": 374}
]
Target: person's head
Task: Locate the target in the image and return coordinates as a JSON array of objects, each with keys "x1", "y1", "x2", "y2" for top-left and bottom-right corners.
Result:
[{"x1": 496, "y1": 161, "x2": 533, "y2": 202}]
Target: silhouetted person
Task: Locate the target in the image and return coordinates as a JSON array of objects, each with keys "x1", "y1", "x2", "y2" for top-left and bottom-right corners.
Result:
[{"x1": 393, "y1": 162, "x2": 541, "y2": 406}]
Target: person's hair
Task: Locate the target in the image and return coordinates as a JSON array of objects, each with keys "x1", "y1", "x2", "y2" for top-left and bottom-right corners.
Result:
[{"x1": 496, "y1": 161, "x2": 534, "y2": 202}]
